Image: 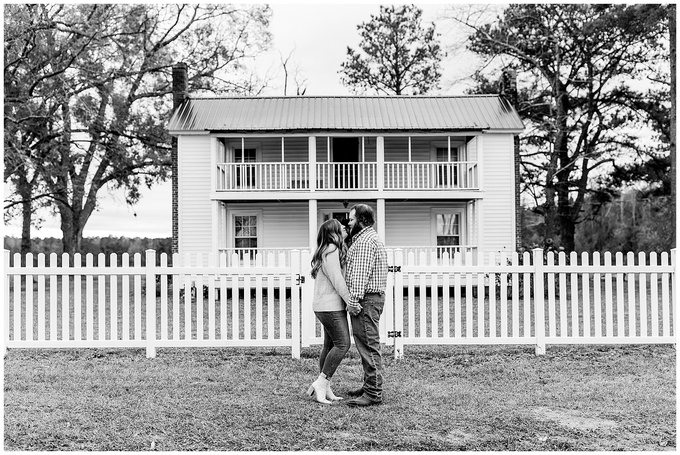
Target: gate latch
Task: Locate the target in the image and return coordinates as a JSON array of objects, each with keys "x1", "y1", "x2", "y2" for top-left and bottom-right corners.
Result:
[
  {"x1": 387, "y1": 331, "x2": 402, "y2": 338},
  {"x1": 388, "y1": 266, "x2": 401, "y2": 273},
  {"x1": 296, "y1": 274, "x2": 305, "y2": 285}
]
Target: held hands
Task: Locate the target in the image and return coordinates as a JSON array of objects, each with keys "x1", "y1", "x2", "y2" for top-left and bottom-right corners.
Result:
[{"x1": 346, "y1": 304, "x2": 362, "y2": 316}]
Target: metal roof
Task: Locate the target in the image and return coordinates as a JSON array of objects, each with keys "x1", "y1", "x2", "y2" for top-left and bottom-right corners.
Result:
[{"x1": 168, "y1": 95, "x2": 524, "y2": 133}]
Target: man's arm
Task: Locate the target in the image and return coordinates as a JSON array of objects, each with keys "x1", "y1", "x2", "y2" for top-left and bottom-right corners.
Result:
[{"x1": 346, "y1": 240, "x2": 377, "y2": 315}]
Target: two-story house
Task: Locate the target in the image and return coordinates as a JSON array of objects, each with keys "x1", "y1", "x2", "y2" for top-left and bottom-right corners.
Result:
[{"x1": 168, "y1": 64, "x2": 523, "y2": 266}]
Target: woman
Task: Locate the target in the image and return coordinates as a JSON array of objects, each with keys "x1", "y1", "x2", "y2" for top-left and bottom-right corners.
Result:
[{"x1": 307, "y1": 219, "x2": 352, "y2": 404}]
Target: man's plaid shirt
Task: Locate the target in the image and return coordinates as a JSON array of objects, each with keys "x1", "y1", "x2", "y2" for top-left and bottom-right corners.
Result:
[{"x1": 345, "y1": 226, "x2": 388, "y2": 310}]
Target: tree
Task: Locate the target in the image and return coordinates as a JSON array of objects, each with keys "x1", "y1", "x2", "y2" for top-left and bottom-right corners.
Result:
[
  {"x1": 340, "y1": 4, "x2": 442, "y2": 95},
  {"x1": 453, "y1": 4, "x2": 670, "y2": 251},
  {"x1": 4, "y1": 4, "x2": 272, "y2": 253},
  {"x1": 280, "y1": 47, "x2": 307, "y2": 96},
  {"x1": 4, "y1": 4, "x2": 88, "y2": 255}
]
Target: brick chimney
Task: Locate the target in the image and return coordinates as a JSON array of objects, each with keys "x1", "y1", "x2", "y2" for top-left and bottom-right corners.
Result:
[
  {"x1": 171, "y1": 62, "x2": 188, "y2": 254},
  {"x1": 500, "y1": 68, "x2": 523, "y2": 252}
]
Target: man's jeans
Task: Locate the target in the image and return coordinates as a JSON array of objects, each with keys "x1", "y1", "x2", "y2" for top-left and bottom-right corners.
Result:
[
  {"x1": 315, "y1": 310, "x2": 351, "y2": 379},
  {"x1": 350, "y1": 293, "x2": 385, "y2": 401}
]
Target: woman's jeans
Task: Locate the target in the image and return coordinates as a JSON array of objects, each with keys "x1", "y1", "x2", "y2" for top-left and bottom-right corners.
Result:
[{"x1": 315, "y1": 310, "x2": 351, "y2": 379}]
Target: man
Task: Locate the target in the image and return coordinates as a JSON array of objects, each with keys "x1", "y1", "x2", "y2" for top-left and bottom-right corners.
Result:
[{"x1": 344, "y1": 204, "x2": 388, "y2": 407}]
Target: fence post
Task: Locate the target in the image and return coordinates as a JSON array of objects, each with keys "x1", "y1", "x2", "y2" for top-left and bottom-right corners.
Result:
[
  {"x1": 3, "y1": 250, "x2": 9, "y2": 358},
  {"x1": 393, "y1": 249, "x2": 404, "y2": 360},
  {"x1": 146, "y1": 249, "x2": 157, "y2": 359},
  {"x1": 300, "y1": 249, "x2": 314, "y2": 349},
  {"x1": 672, "y1": 248, "x2": 676, "y2": 349},
  {"x1": 533, "y1": 248, "x2": 546, "y2": 355},
  {"x1": 290, "y1": 250, "x2": 301, "y2": 359}
]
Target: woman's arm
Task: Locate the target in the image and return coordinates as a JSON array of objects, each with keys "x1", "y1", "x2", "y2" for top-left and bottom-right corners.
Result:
[{"x1": 322, "y1": 248, "x2": 352, "y2": 305}]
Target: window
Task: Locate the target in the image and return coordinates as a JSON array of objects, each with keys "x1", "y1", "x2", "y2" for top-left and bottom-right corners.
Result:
[
  {"x1": 234, "y1": 214, "x2": 258, "y2": 258},
  {"x1": 433, "y1": 209, "x2": 465, "y2": 258},
  {"x1": 435, "y1": 146, "x2": 459, "y2": 162},
  {"x1": 234, "y1": 148, "x2": 257, "y2": 163}
]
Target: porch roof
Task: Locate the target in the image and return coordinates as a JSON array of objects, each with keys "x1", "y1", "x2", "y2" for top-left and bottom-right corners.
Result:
[{"x1": 168, "y1": 95, "x2": 524, "y2": 133}]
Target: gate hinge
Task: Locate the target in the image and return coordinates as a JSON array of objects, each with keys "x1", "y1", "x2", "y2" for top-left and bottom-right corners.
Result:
[
  {"x1": 388, "y1": 266, "x2": 401, "y2": 273},
  {"x1": 295, "y1": 274, "x2": 305, "y2": 285},
  {"x1": 387, "y1": 331, "x2": 402, "y2": 338}
]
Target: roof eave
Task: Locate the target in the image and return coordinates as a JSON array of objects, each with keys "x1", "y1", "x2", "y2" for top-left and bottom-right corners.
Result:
[
  {"x1": 483, "y1": 128, "x2": 525, "y2": 134},
  {"x1": 188, "y1": 128, "x2": 492, "y2": 135},
  {"x1": 168, "y1": 130, "x2": 210, "y2": 136}
]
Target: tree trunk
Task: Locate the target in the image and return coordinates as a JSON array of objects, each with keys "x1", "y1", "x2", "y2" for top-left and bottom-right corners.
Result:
[
  {"x1": 58, "y1": 203, "x2": 83, "y2": 254},
  {"x1": 557, "y1": 150, "x2": 575, "y2": 252},
  {"x1": 18, "y1": 173, "x2": 32, "y2": 258},
  {"x1": 548, "y1": 79, "x2": 571, "y2": 249}
]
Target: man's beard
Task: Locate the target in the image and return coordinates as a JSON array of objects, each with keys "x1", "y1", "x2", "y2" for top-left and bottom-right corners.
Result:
[{"x1": 349, "y1": 222, "x2": 363, "y2": 239}]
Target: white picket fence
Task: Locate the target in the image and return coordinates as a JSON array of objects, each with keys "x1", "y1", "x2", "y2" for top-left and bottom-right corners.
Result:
[
  {"x1": 3, "y1": 248, "x2": 676, "y2": 359},
  {"x1": 3, "y1": 250, "x2": 304, "y2": 358},
  {"x1": 380, "y1": 249, "x2": 676, "y2": 358}
]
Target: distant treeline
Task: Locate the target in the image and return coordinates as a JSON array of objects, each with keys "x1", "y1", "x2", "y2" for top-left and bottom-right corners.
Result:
[
  {"x1": 522, "y1": 193, "x2": 674, "y2": 253},
  {"x1": 3, "y1": 236, "x2": 173, "y2": 258}
]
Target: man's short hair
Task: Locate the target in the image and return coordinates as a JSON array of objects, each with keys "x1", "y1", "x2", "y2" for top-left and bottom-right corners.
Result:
[{"x1": 351, "y1": 204, "x2": 375, "y2": 227}]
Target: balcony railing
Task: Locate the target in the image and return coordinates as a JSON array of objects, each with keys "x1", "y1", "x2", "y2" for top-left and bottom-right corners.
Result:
[
  {"x1": 216, "y1": 162, "x2": 478, "y2": 192},
  {"x1": 217, "y1": 163, "x2": 309, "y2": 191},
  {"x1": 384, "y1": 162, "x2": 478, "y2": 190},
  {"x1": 316, "y1": 162, "x2": 378, "y2": 190}
]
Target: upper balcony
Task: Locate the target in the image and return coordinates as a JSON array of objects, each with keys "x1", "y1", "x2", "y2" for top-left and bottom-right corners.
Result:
[
  {"x1": 212, "y1": 134, "x2": 482, "y2": 197},
  {"x1": 215, "y1": 161, "x2": 478, "y2": 192}
]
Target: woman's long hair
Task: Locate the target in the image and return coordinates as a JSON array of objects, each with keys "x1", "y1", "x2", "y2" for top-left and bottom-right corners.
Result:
[{"x1": 310, "y1": 219, "x2": 347, "y2": 279}]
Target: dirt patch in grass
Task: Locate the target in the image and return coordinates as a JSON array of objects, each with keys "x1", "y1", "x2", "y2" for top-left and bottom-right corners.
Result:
[
  {"x1": 531, "y1": 406, "x2": 618, "y2": 430},
  {"x1": 445, "y1": 428, "x2": 478, "y2": 445}
]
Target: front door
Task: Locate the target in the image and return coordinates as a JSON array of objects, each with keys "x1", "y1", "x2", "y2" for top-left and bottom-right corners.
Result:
[{"x1": 332, "y1": 137, "x2": 359, "y2": 188}]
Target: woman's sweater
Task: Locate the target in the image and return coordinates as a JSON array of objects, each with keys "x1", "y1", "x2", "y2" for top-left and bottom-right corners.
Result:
[{"x1": 312, "y1": 245, "x2": 352, "y2": 312}]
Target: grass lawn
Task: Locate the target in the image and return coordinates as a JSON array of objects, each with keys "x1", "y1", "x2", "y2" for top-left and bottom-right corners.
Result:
[{"x1": 4, "y1": 343, "x2": 676, "y2": 451}]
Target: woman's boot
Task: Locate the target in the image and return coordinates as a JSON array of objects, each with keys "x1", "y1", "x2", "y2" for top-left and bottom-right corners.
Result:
[
  {"x1": 307, "y1": 373, "x2": 331, "y2": 404},
  {"x1": 326, "y1": 380, "x2": 343, "y2": 401}
]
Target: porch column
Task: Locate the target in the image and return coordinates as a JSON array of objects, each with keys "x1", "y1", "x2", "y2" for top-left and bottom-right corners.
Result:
[
  {"x1": 377, "y1": 136, "x2": 384, "y2": 191},
  {"x1": 309, "y1": 199, "x2": 317, "y2": 252},
  {"x1": 210, "y1": 137, "x2": 219, "y2": 254},
  {"x1": 476, "y1": 199, "x2": 484, "y2": 253},
  {"x1": 477, "y1": 133, "x2": 484, "y2": 189},
  {"x1": 211, "y1": 200, "x2": 220, "y2": 254},
  {"x1": 377, "y1": 199, "x2": 386, "y2": 243},
  {"x1": 308, "y1": 136, "x2": 316, "y2": 192}
]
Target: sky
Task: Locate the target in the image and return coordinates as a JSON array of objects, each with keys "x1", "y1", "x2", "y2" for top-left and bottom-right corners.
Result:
[{"x1": 3, "y1": 2, "x2": 481, "y2": 239}]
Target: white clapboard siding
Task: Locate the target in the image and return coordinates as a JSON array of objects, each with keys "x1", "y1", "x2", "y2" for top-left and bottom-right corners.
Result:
[
  {"x1": 178, "y1": 135, "x2": 213, "y2": 256},
  {"x1": 479, "y1": 134, "x2": 515, "y2": 254},
  {"x1": 222, "y1": 201, "x2": 309, "y2": 250},
  {"x1": 384, "y1": 201, "x2": 470, "y2": 248}
]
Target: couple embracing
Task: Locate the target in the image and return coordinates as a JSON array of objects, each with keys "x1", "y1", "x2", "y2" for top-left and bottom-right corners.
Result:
[{"x1": 306, "y1": 203, "x2": 388, "y2": 407}]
